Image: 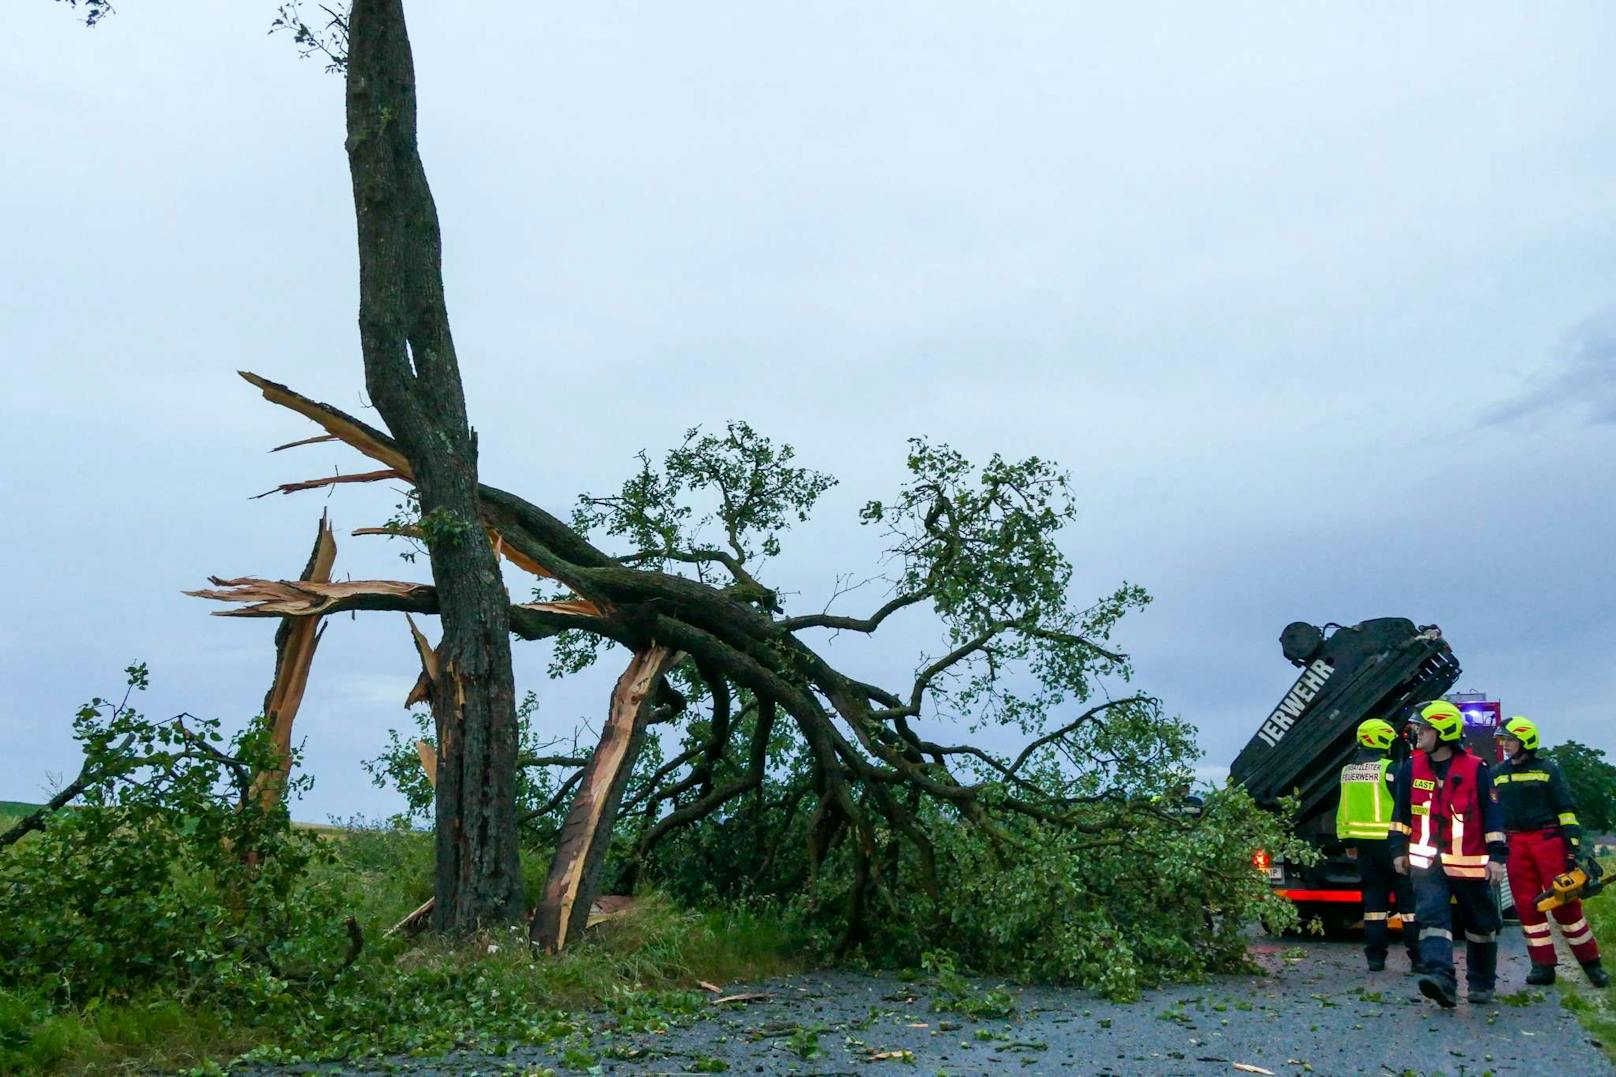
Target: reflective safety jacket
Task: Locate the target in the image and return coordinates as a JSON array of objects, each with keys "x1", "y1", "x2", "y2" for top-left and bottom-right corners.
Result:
[
  {"x1": 1390, "y1": 748, "x2": 1507, "y2": 878},
  {"x1": 1496, "y1": 753, "x2": 1582, "y2": 850},
  {"x1": 1336, "y1": 749, "x2": 1398, "y2": 841}
]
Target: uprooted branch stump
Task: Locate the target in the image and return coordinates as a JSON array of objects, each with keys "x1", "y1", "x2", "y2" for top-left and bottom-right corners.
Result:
[{"x1": 531, "y1": 644, "x2": 681, "y2": 952}]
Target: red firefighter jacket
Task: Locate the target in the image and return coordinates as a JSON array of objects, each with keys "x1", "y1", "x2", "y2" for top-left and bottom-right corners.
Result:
[{"x1": 1392, "y1": 748, "x2": 1507, "y2": 879}]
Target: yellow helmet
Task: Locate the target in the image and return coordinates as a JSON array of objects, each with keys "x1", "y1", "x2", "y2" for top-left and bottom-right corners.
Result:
[
  {"x1": 1410, "y1": 700, "x2": 1464, "y2": 743},
  {"x1": 1356, "y1": 718, "x2": 1397, "y2": 751},
  {"x1": 1502, "y1": 715, "x2": 1540, "y2": 752}
]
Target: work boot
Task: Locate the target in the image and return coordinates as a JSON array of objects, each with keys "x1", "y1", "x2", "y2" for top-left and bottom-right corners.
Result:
[
  {"x1": 1583, "y1": 960, "x2": 1610, "y2": 989},
  {"x1": 1367, "y1": 957, "x2": 1385, "y2": 972},
  {"x1": 1406, "y1": 953, "x2": 1425, "y2": 976},
  {"x1": 1468, "y1": 988, "x2": 1494, "y2": 1005},
  {"x1": 1418, "y1": 974, "x2": 1458, "y2": 1009},
  {"x1": 1525, "y1": 964, "x2": 1556, "y2": 986}
]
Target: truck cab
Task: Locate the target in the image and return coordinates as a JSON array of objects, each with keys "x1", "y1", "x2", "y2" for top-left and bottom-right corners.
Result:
[{"x1": 1231, "y1": 618, "x2": 1461, "y2": 931}]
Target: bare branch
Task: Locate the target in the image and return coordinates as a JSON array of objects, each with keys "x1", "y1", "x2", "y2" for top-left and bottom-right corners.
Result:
[
  {"x1": 518, "y1": 753, "x2": 591, "y2": 769},
  {"x1": 1022, "y1": 624, "x2": 1127, "y2": 664},
  {"x1": 780, "y1": 590, "x2": 929, "y2": 633},
  {"x1": 0, "y1": 734, "x2": 135, "y2": 851},
  {"x1": 251, "y1": 468, "x2": 404, "y2": 500}
]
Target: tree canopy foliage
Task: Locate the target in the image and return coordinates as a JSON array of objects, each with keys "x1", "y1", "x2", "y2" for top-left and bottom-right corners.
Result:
[
  {"x1": 343, "y1": 416, "x2": 1307, "y2": 986},
  {"x1": 0, "y1": 668, "x2": 353, "y2": 1003},
  {"x1": 1543, "y1": 740, "x2": 1616, "y2": 836}
]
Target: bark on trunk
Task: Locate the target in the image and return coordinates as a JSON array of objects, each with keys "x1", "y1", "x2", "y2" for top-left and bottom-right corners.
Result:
[
  {"x1": 531, "y1": 645, "x2": 680, "y2": 952},
  {"x1": 343, "y1": 0, "x2": 523, "y2": 931}
]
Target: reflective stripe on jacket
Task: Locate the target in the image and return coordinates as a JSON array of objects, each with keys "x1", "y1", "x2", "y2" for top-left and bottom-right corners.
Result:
[
  {"x1": 1408, "y1": 749, "x2": 1500, "y2": 878},
  {"x1": 1337, "y1": 753, "x2": 1397, "y2": 840},
  {"x1": 1496, "y1": 754, "x2": 1583, "y2": 849}
]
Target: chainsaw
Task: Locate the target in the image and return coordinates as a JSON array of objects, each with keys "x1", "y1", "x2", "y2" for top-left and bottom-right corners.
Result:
[{"x1": 1534, "y1": 856, "x2": 1606, "y2": 912}]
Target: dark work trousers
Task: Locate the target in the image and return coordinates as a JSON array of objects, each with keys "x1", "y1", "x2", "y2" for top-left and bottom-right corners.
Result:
[
  {"x1": 1357, "y1": 840, "x2": 1418, "y2": 965},
  {"x1": 1413, "y1": 863, "x2": 1500, "y2": 992}
]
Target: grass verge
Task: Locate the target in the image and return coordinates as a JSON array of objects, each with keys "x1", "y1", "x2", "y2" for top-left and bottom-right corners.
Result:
[
  {"x1": 1556, "y1": 857, "x2": 1616, "y2": 1065},
  {"x1": 1, "y1": 824, "x2": 806, "y2": 1075}
]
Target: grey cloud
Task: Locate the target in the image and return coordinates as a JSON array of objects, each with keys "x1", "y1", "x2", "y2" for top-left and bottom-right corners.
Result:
[
  {"x1": 8, "y1": 2, "x2": 1616, "y2": 822},
  {"x1": 1486, "y1": 312, "x2": 1616, "y2": 426}
]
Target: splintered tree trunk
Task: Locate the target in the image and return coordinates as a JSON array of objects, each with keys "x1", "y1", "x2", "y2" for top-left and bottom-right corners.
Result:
[
  {"x1": 248, "y1": 512, "x2": 336, "y2": 812},
  {"x1": 532, "y1": 645, "x2": 680, "y2": 952},
  {"x1": 345, "y1": 0, "x2": 523, "y2": 931}
]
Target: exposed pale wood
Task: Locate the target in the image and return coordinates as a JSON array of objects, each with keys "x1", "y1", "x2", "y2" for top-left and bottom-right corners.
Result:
[
  {"x1": 416, "y1": 740, "x2": 438, "y2": 787},
  {"x1": 251, "y1": 469, "x2": 404, "y2": 500},
  {"x1": 404, "y1": 673, "x2": 431, "y2": 708},
  {"x1": 390, "y1": 729, "x2": 440, "y2": 936},
  {"x1": 406, "y1": 614, "x2": 438, "y2": 677},
  {"x1": 585, "y1": 894, "x2": 636, "y2": 927},
  {"x1": 531, "y1": 644, "x2": 680, "y2": 952},
  {"x1": 187, "y1": 578, "x2": 603, "y2": 647},
  {"x1": 516, "y1": 598, "x2": 602, "y2": 618},
  {"x1": 385, "y1": 897, "x2": 436, "y2": 939},
  {"x1": 241, "y1": 371, "x2": 413, "y2": 477},
  {"x1": 354, "y1": 523, "x2": 561, "y2": 584},
  {"x1": 404, "y1": 614, "x2": 439, "y2": 708},
  {"x1": 386, "y1": 894, "x2": 631, "y2": 939},
  {"x1": 270, "y1": 433, "x2": 341, "y2": 452},
  {"x1": 248, "y1": 513, "x2": 338, "y2": 811},
  {"x1": 187, "y1": 578, "x2": 434, "y2": 618},
  {"x1": 486, "y1": 527, "x2": 554, "y2": 580},
  {"x1": 241, "y1": 373, "x2": 624, "y2": 612}
]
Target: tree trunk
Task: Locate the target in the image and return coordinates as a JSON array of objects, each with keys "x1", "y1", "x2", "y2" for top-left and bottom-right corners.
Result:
[
  {"x1": 532, "y1": 645, "x2": 680, "y2": 952},
  {"x1": 344, "y1": 0, "x2": 523, "y2": 931}
]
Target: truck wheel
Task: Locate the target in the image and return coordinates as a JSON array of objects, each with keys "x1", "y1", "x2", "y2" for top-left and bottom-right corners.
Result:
[{"x1": 1327, "y1": 908, "x2": 1361, "y2": 937}]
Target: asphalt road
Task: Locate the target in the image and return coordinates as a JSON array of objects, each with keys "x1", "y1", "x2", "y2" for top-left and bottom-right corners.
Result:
[{"x1": 295, "y1": 933, "x2": 1612, "y2": 1076}]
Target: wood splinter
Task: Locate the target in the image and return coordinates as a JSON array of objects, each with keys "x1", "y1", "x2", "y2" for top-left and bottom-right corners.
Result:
[{"x1": 247, "y1": 512, "x2": 337, "y2": 811}]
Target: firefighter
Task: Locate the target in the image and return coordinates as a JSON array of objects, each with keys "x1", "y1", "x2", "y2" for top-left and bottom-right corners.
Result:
[
  {"x1": 1390, "y1": 700, "x2": 1506, "y2": 1008},
  {"x1": 1496, "y1": 715, "x2": 1609, "y2": 988},
  {"x1": 1336, "y1": 717, "x2": 1420, "y2": 973}
]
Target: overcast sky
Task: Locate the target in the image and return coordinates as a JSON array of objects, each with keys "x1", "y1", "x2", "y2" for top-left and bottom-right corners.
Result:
[{"x1": 4, "y1": 2, "x2": 1613, "y2": 821}]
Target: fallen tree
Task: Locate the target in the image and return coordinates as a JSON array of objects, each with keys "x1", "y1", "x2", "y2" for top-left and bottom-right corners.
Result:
[
  {"x1": 231, "y1": 0, "x2": 1194, "y2": 957},
  {"x1": 56, "y1": 0, "x2": 1307, "y2": 997},
  {"x1": 187, "y1": 0, "x2": 1298, "y2": 973},
  {"x1": 192, "y1": 373, "x2": 1216, "y2": 958}
]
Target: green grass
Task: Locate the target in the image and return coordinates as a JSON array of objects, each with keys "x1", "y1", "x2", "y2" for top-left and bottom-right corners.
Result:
[
  {"x1": 1557, "y1": 857, "x2": 1616, "y2": 1064},
  {"x1": 1, "y1": 824, "x2": 807, "y2": 1075},
  {"x1": 0, "y1": 802, "x2": 41, "y2": 829}
]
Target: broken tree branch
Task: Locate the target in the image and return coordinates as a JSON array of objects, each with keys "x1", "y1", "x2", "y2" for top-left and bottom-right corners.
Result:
[
  {"x1": 0, "y1": 734, "x2": 136, "y2": 851},
  {"x1": 531, "y1": 644, "x2": 682, "y2": 952},
  {"x1": 248, "y1": 513, "x2": 338, "y2": 811},
  {"x1": 251, "y1": 468, "x2": 404, "y2": 500}
]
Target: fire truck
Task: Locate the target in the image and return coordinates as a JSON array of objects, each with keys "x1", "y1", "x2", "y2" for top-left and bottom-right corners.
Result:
[{"x1": 1229, "y1": 619, "x2": 1503, "y2": 932}]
